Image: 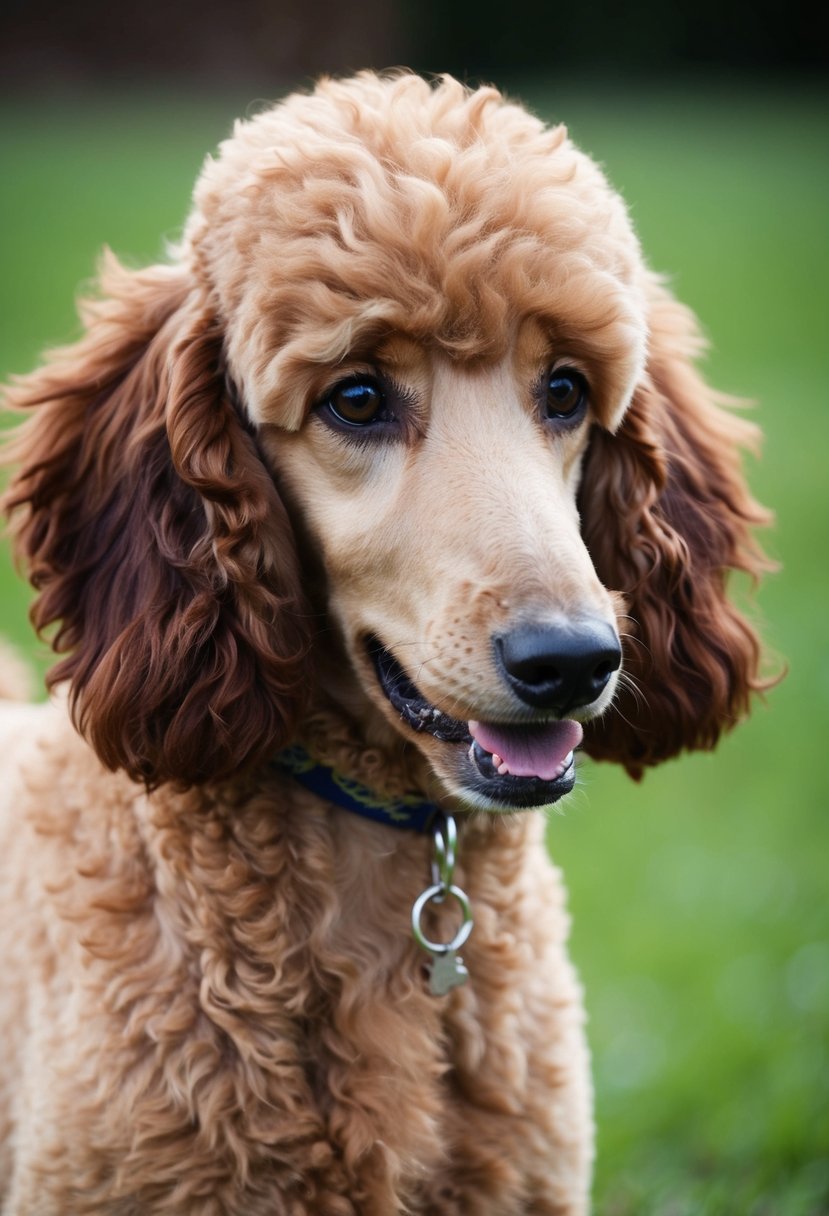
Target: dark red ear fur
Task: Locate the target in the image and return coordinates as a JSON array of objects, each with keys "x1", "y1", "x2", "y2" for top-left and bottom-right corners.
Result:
[
  {"x1": 2, "y1": 253, "x2": 310, "y2": 787},
  {"x1": 580, "y1": 277, "x2": 773, "y2": 776}
]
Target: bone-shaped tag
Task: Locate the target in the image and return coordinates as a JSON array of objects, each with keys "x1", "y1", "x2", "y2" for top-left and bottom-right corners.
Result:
[{"x1": 428, "y1": 949, "x2": 469, "y2": 996}]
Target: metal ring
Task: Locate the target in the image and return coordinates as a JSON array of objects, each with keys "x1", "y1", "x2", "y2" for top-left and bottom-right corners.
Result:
[{"x1": 411, "y1": 882, "x2": 474, "y2": 956}]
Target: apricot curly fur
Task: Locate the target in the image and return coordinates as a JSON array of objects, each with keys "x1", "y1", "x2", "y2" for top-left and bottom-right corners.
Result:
[{"x1": 0, "y1": 71, "x2": 769, "y2": 1213}]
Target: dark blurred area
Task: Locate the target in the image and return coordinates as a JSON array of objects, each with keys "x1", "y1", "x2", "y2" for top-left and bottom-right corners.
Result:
[
  {"x1": 0, "y1": 0, "x2": 403, "y2": 91},
  {"x1": 1, "y1": 0, "x2": 825, "y2": 93}
]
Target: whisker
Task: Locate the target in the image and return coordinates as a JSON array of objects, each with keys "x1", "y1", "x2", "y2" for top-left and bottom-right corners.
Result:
[
  {"x1": 615, "y1": 670, "x2": 647, "y2": 713},
  {"x1": 604, "y1": 696, "x2": 644, "y2": 736}
]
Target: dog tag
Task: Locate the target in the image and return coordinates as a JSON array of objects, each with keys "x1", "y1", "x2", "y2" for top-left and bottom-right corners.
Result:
[{"x1": 428, "y1": 949, "x2": 469, "y2": 996}]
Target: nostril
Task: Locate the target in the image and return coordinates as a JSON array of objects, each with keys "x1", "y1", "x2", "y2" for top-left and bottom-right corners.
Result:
[{"x1": 592, "y1": 659, "x2": 616, "y2": 685}]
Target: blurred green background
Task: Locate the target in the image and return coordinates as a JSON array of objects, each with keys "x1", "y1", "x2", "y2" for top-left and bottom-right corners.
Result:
[{"x1": 1, "y1": 3, "x2": 827, "y2": 1213}]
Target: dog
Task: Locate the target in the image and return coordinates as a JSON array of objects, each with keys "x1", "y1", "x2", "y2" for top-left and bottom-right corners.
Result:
[{"x1": 0, "y1": 71, "x2": 769, "y2": 1214}]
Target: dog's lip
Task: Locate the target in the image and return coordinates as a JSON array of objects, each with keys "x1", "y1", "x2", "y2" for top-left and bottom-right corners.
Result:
[
  {"x1": 368, "y1": 637, "x2": 470, "y2": 743},
  {"x1": 367, "y1": 637, "x2": 582, "y2": 806}
]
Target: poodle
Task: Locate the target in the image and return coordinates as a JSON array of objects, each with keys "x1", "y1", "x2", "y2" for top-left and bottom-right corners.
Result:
[{"x1": 0, "y1": 71, "x2": 769, "y2": 1214}]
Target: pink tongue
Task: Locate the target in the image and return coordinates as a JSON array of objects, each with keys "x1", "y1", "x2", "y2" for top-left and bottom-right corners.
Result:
[{"x1": 469, "y1": 719, "x2": 583, "y2": 780}]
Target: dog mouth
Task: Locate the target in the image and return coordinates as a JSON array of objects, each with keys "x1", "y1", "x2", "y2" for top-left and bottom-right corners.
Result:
[{"x1": 368, "y1": 638, "x2": 582, "y2": 809}]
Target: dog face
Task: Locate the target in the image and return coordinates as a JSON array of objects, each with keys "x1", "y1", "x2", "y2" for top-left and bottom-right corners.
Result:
[
  {"x1": 189, "y1": 74, "x2": 649, "y2": 809},
  {"x1": 258, "y1": 332, "x2": 634, "y2": 810},
  {"x1": 3, "y1": 72, "x2": 769, "y2": 794}
]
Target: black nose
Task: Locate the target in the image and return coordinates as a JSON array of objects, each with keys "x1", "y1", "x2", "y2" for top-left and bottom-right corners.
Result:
[{"x1": 495, "y1": 621, "x2": 622, "y2": 713}]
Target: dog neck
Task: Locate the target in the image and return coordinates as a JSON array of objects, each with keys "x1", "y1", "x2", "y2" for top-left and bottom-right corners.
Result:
[{"x1": 274, "y1": 744, "x2": 440, "y2": 833}]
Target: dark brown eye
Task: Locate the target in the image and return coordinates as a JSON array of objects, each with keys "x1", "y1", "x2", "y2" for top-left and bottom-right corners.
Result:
[
  {"x1": 325, "y1": 376, "x2": 386, "y2": 427},
  {"x1": 545, "y1": 367, "x2": 588, "y2": 422}
]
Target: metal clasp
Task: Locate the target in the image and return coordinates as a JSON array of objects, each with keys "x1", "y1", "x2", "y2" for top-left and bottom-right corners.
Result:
[{"x1": 411, "y1": 812, "x2": 474, "y2": 995}]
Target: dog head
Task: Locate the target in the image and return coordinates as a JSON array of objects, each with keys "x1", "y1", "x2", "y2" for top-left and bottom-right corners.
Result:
[{"x1": 3, "y1": 72, "x2": 770, "y2": 804}]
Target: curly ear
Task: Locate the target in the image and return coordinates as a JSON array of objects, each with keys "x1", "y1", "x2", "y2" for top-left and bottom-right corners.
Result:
[
  {"x1": 579, "y1": 275, "x2": 773, "y2": 776},
  {"x1": 2, "y1": 252, "x2": 310, "y2": 787}
]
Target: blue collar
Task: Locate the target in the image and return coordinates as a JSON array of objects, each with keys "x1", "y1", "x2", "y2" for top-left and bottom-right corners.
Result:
[{"x1": 275, "y1": 744, "x2": 441, "y2": 833}]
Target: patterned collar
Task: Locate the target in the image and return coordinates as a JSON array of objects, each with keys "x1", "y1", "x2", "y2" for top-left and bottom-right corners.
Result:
[{"x1": 274, "y1": 745, "x2": 441, "y2": 833}]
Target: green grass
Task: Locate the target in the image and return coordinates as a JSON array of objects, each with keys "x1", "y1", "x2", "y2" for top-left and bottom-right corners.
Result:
[{"x1": 1, "y1": 83, "x2": 827, "y2": 1213}]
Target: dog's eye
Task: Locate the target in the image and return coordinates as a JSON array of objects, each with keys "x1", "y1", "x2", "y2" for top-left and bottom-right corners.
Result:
[
  {"x1": 545, "y1": 367, "x2": 589, "y2": 422},
  {"x1": 324, "y1": 376, "x2": 386, "y2": 427}
]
